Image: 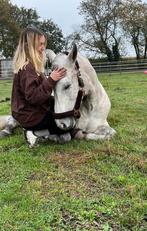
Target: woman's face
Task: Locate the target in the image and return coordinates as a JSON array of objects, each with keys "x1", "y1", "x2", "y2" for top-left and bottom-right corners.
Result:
[{"x1": 38, "y1": 35, "x2": 46, "y2": 56}]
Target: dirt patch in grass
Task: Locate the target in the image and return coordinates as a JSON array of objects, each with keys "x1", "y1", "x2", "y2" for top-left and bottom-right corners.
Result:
[{"x1": 46, "y1": 151, "x2": 93, "y2": 170}]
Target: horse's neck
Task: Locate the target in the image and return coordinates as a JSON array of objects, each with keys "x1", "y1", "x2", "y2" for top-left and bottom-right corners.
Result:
[
  {"x1": 77, "y1": 55, "x2": 102, "y2": 95},
  {"x1": 77, "y1": 55, "x2": 108, "y2": 113}
]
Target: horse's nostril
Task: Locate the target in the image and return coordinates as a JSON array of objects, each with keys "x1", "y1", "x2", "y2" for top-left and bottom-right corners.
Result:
[
  {"x1": 61, "y1": 122, "x2": 66, "y2": 129},
  {"x1": 57, "y1": 119, "x2": 75, "y2": 131}
]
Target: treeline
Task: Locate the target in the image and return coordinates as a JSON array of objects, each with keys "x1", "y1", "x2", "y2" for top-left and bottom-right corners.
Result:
[
  {"x1": 67, "y1": 0, "x2": 147, "y2": 61},
  {"x1": 0, "y1": 0, "x2": 65, "y2": 58}
]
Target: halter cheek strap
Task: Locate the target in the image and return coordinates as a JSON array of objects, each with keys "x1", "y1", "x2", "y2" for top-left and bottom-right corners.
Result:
[{"x1": 52, "y1": 89, "x2": 85, "y2": 119}]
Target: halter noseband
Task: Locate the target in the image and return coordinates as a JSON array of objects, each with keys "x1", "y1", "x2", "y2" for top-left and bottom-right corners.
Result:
[
  {"x1": 52, "y1": 89, "x2": 84, "y2": 119},
  {"x1": 51, "y1": 53, "x2": 85, "y2": 120}
]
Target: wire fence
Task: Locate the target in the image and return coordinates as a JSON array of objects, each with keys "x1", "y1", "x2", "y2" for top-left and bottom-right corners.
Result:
[
  {"x1": 1, "y1": 58, "x2": 147, "y2": 80},
  {"x1": 91, "y1": 59, "x2": 147, "y2": 74}
]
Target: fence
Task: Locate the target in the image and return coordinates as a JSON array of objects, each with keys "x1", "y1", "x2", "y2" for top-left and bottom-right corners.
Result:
[
  {"x1": 91, "y1": 59, "x2": 147, "y2": 74},
  {"x1": 1, "y1": 58, "x2": 147, "y2": 79},
  {"x1": 0, "y1": 59, "x2": 13, "y2": 79}
]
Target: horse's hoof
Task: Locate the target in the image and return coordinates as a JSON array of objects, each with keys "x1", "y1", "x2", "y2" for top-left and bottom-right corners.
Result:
[
  {"x1": 74, "y1": 130, "x2": 86, "y2": 139},
  {"x1": 0, "y1": 129, "x2": 12, "y2": 138},
  {"x1": 48, "y1": 134, "x2": 60, "y2": 142},
  {"x1": 58, "y1": 133, "x2": 71, "y2": 143}
]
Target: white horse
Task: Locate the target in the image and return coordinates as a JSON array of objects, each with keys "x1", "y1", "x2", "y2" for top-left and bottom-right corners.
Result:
[
  {"x1": 47, "y1": 43, "x2": 116, "y2": 140},
  {"x1": 0, "y1": 44, "x2": 116, "y2": 146}
]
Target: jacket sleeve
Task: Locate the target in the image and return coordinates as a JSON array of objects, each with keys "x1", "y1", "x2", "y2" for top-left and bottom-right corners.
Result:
[{"x1": 20, "y1": 64, "x2": 56, "y2": 105}]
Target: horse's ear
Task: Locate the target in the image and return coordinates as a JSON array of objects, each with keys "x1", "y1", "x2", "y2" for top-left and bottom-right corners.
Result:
[
  {"x1": 68, "y1": 43, "x2": 77, "y2": 63},
  {"x1": 46, "y1": 49, "x2": 56, "y2": 63}
]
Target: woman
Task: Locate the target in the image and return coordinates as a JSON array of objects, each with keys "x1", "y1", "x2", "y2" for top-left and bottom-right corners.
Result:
[{"x1": 11, "y1": 26, "x2": 70, "y2": 145}]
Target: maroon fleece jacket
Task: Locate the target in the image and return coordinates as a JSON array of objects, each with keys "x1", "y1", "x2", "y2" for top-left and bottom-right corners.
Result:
[{"x1": 11, "y1": 62, "x2": 56, "y2": 127}]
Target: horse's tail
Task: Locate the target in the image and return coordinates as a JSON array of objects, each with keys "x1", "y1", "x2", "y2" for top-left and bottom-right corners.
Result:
[{"x1": 0, "y1": 115, "x2": 19, "y2": 137}]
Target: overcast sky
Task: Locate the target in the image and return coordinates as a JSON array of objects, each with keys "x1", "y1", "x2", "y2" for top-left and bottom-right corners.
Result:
[{"x1": 11, "y1": 0, "x2": 83, "y2": 36}]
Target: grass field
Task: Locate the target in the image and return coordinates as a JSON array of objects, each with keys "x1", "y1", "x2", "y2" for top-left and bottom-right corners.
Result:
[{"x1": 0, "y1": 73, "x2": 147, "y2": 231}]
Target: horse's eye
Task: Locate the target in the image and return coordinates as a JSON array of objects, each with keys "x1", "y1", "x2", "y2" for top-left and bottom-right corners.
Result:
[{"x1": 64, "y1": 84, "x2": 71, "y2": 90}]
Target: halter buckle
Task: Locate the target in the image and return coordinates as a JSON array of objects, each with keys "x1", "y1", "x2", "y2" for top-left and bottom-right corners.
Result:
[{"x1": 73, "y1": 109, "x2": 80, "y2": 118}]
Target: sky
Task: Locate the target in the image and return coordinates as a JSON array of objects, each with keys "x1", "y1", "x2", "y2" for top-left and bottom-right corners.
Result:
[{"x1": 11, "y1": 0, "x2": 83, "y2": 36}]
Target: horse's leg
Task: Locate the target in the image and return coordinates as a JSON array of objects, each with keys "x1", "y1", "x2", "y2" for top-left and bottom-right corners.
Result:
[
  {"x1": 35, "y1": 130, "x2": 71, "y2": 143},
  {"x1": 73, "y1": 129, "x2": 86, "y2": 139},
  {"x1": 0, "y1": 115, "x2": 19, "y2": 137},
  {"x1": 85, "y1": 125, "x2": 116, "y2": 140},
  {"x1": 34, "y1": 129, "x2": 71, "y2": 143},
  {"x1": 24, "y1": 129, "x2": 71, "y2": 148},
  {"x1": 58, "y1": 132, "x2": 71, "y2": 143}
]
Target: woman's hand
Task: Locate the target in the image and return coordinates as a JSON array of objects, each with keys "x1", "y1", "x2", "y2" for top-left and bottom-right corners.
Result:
[{"x1": 50, "y1": 67, "x2": 67, "y2": 81}]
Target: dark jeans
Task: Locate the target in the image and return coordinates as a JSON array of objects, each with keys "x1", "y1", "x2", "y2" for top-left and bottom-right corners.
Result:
[
  {"x1": 24, "y1": 97, "x2": 71, "y2": 135},
  {"x1": 25, "y1": 111, "x2": 68, "y2": 135}
]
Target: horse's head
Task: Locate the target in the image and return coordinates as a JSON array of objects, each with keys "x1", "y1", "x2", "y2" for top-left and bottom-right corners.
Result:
[{"x1": 47, "y1": 44, "x2": 82, "y2": 131}]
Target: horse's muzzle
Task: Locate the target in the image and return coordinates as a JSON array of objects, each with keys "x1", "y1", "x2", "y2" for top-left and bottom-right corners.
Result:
[{"x1": 55, "y1": 118, "x2": 76, "y2": 131}]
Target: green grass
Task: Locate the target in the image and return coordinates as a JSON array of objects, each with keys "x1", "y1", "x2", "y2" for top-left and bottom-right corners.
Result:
[
  {"x1": 0, "y1": 80, "x2": 12, "y2": 115},
  {"x1": 0, "y1": 73, "x2": 147, "y2": 230}
]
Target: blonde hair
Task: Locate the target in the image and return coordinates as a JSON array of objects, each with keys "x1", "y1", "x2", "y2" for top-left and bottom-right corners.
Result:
[{"x1": 13, "y1": 26, "x2": 47, "y2": 74}]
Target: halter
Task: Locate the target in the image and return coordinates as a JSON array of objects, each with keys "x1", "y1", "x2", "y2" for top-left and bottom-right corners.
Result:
[
  {"x1": 51, "y1": 54, "x2": 85, "y2": 120},
  {"x1": 52, "y1": 88, "x2": 84, "y2": 119}
]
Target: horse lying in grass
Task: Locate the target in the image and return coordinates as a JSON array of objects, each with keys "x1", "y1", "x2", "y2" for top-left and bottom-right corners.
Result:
[{"x1": 0, "y1": 44, "x2": 116, "y2": 147}]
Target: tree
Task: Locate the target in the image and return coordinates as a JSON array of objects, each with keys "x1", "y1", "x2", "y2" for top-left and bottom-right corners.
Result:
[
  {"x1": 0, "y1": 1, "x2": 65, "y2": 57},
  {"x1": 39, "y1": 20, "x2": 65, "y2": 53},
  {"x1": 77, "y1": 0, "x2": 122, "y2": 61},
  {"x1": 119, "y1": 0, "x2": 146, "y2": 59},
  {"x1": 141, "y1": 3, "x2": 147, "y2": 58},
  {"x1": 13, "y1": 7, "x2": 40, "y2": 29},
  {"x1": 0, "y1": 0, "x2": 40, "y2": 57},
  {"x1": 0, "y1": 0, "x2": 20, "y2": 57}
]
